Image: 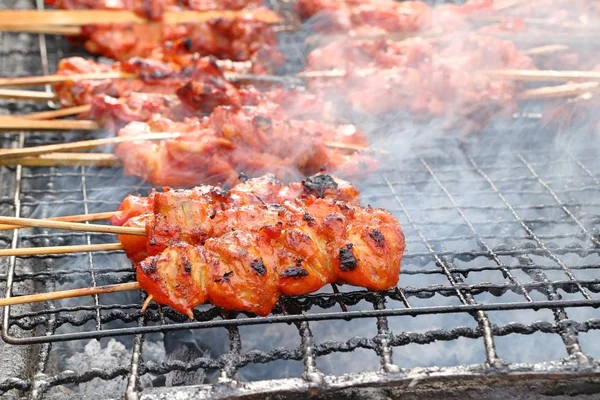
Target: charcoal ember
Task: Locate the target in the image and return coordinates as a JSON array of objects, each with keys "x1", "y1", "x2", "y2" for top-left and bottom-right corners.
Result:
[
  {"x1": 64, "y1": 339, "x2": 129, "y2": 396},
  {"x1": 158, "y1": 328, "x2": 228, "y2": 386}
]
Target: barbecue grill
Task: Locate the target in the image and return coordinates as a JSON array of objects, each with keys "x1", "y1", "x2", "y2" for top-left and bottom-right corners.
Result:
[{"x1": 1, "y1": 0, "x2": 600, "y2": 399}]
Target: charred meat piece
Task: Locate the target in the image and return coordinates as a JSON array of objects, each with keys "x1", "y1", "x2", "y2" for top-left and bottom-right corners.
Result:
[
  {"x1": 46, "y1": 0, "x2": 264, "y2": 19},
  {"x1": 53, "y1": 56, "x2": 248, "y2": 108},
  {"x1": 53, "y1": 57, "x2": 335, "y2": 130},
  {"x1": 305, "y1": 34, "x2": 535, "y2": 133},
  {"x1": 114, "y1": 106, "x2": 375, "y2": 187},
  {"x1": 112, "y1": 173, "x2": 361, "y2": 261},
  {"x1": 114, "y1": 174, "x2": 404, "y2": 317},
  {"x1": 72, "y1": 16, "x2": 284, "y2": 67}
]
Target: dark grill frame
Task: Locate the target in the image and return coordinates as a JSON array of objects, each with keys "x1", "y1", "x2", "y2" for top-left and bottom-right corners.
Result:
[{"x1": 1, "y1": 1, "x2": 600, "y2": 398}]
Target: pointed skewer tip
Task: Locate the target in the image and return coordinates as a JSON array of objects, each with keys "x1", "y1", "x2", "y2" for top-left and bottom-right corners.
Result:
[{"x1": 141, "y1": 295, "x2": 153, "y2": 313}]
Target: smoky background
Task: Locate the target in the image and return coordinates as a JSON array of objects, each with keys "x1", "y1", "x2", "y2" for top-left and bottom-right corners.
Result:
[{"x1": 1, "y1": 0, "x2": 600, "y2": 398}]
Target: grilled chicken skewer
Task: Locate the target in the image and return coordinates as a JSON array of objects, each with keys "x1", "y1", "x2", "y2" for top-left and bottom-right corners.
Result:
[
  {"x1": 0, "y1": 9, "x2": 282, "y2": 26},
  {"x1": 0, "y1": 56, "x2": 268, "y2": 89},
  {"x1": 44, "y1": 0, "x2": 268, "y2": 20},
  {"x1": 32, "y1": 12, "x2": 282, "y2": 63},
  {"x1": 0, "y1": 57, "x2": 375, "y2": 187},
  {"x1": 116, "y1": 173, "x2": 403, "y2": 317},
  {"x1": 0, "y1": 173, "x2": 405, "y2": 318},
  {"x1": 7, "y1": 56, "x2": 329, "y2": 129},
  {"x1": 0, "y1": 106, "x2": 376, "y2": 187}
]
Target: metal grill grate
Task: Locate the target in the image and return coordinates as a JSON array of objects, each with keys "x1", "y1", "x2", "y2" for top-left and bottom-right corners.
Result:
[{"x1": 1, "y1": 1, "x2": 600, "y2": 399}]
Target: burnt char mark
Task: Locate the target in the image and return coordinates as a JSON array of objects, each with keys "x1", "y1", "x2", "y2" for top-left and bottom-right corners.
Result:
[
  {"x1": 140, "y1": 257, "x2": 158, "y2": 274},
  {"x1": 183, "y1": 38, "x2": 193, "y2": 52},
  {"x1": 211, "y1": 17, "x2": 224, "y2": 27},
  {"x1": 182, "y1": 254, "x2": 192, "y2": 275},
  {"x1": 302, "y1": 174, "x2": 338, "y2": 198},
  {"x1": 206, "y1": 56, "x2": 220, "y2": 70},
  {"x1": 280, "y1": 266, "x2": 309, "y2": 279},
  {"x1": 105, "y1": 85, "x2": 120, "y2": 97},
  {"x1": 150, "y1": 70, "x2": 169, "y2": 80},
  {"x1": 253, "y1": 115, "x2": 272, "y2": 132},
  {"x1": 210, "y1": 187, "x2": 230, "y2": 200},
  {"x1": 369, "y1": 229, "x2": 385, "y2": 248},
  {"x1": 182, "y1": 66, "x2": 195, "y2": 76},
  {"x1": 142, "y1": 0, "x2": 152, "y2": 19},
  {"x1": 303, "y1": 212, "x2": 316, "y2": 226},
  {"x1": 207, "y1": 76, "x2": 227, "y2": 90},
  {"x1": 250, "y1": 258, "x2": 267, "y2": 276},
  {"x1": 214, "y1": 271, "x2": 233, "y2": 283},
  {"x1": 338, "y1": 244, "x2": 358, "y2": 271}
]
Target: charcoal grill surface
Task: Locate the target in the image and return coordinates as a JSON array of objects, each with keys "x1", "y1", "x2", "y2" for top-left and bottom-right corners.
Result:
[{"x1": 1, "y1": 0, "x2": 600, "y2": 398}]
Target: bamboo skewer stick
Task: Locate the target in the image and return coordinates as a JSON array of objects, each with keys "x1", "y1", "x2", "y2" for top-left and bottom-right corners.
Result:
[
  {"x1": 485, "y1": 32, "x2": 600, "y2": 47},
  {"x1": 4, "y1": 69, "x2": 600, "y2": 107},
  {"x1": 0, "y1": 242, "x2": 124, "y2": 257},
  {"x1": 523, "y1": 44, "x2": 570, "y2": 56},
  {"x1": 14, "y1": 67, "x2": 600, "y2": 97},
  {"x1": 0, "y1": 281, "x2": 140, "y2": 307},
  {"x1": 0, "y1": 116, "x2": 97, "y2": 131},
  {"x1": 0, "y1": 132, "x2": 180, "y2": 159},
  {"x1": 325, "y1": 141, "x2": 385, "y2": 153},
  {"x1": 473, "y1": 15, "x2": 600, "y2": 32},
  {"x1": 3, "y1": 71, "x2": 286, "y2": 88},
  {"x1": 0, "y1": 9, "x2": 282, "y2": 27},
  {"x1": 0, "y1": 89, "x2": 57, "y2": 101},
  {"x1": 0, "y1": 211, "x2": 120, "y2": 231},
  {"x1": 519, "y1": 81, "x2": 600, "y2": 100},
  {"x1": 0, "y1": 216, "x2": 146, "y2": 236},
  {"x1": 481, "y1": 69, "x2": 600, "y2": 82},
  {"x1": 3, "y1": 23, "x2": 293, "y2": 39},
  {"x1": 0, "y1": 68, "x2": 339, "y2": 90},
  {"x1": 0, "y1": 153, "x2": 120, "y2": 167},
  {"x1": 0, "y1": 72, "x2": 136, "y2": 88},
  {"x1": 4, "y1": 147, "x2": 380, "y2": 168},
  {"x1": 0, "y1": 25, "x2": 81, "y2": 36},
  {"x1": 0, "y1": 57, "x2": 253, "y2": 89},
  {"x1": 0, "y1": 143, "x2": 378, "y2": 167},
  {"x1": 0, "y1": 127, "x2": 371, "y2": 160},
  {"x1": 490, "y1": 0, "x2": 530, "y2": 12},
  {"x1": 0, "y1": 144, "x2": 376, "y2": 167},
  {"x1": 141, "y1": 295, "x2": 154, "y2": 312},
  {"x1": 0, "y1": 67, "x2": 346, "y2": 102},
  {"x1": 305, "y1": 29, "x2": 439, "y2": 47},
  {"x1": 21, "y1": 105, "x2": 92, "y2": 120}
]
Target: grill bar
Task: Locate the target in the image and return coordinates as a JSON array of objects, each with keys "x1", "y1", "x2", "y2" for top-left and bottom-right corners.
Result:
[
  {"x1": 126, "y1": 332, "x2": 145, "y2": 399},
  {"x1": 518, "y1": 153, "x2": 600, "y2": 247},
  {"x1": 27, "y1": 1, "x2": 62, "y2": 398},
  {"x1": 298, "y1": 321, "x2": 323, "y2": 383},
  {"x1": 374, "y1": 295, "x2": 399, "y2": 373},
  {"x1": 11, "y1": 220, "x2": 600, "y2": 249},
  {"x1": 520, "y1": 153, "x2": 600, "y2": 361},
  {"x1": 465, "y1": 153, "x2": 592, "y2": 299},
  {"x1": 81, "y1": 165, "x2": 102, "y2": 330},
  {"x1": 569, "y1": 151, "x2": 600, "y2": 186},
  {"x1": 419, "y1": 158, "x2": 534, "y2": 302},
  {"x1": 1, "y1": 0, "x2": 600, "y2": 397},
  {"x1": 382, "y1": 174, "x2": 501, "y2": 366},
  {"x1": 465, "y1": 151, "x2": 596, "y2": 363},
  {"x1": 219, "y1": 318, "x2": 243, "y2": 382},
  {"x1": 518, "y1": 254, "x2": 589, "y2": 361}
]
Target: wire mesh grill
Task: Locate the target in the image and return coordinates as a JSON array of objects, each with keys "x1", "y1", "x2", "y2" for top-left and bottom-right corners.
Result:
[{"x1": 1, "y1": 0, "x2": 600, "y2": 399}]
